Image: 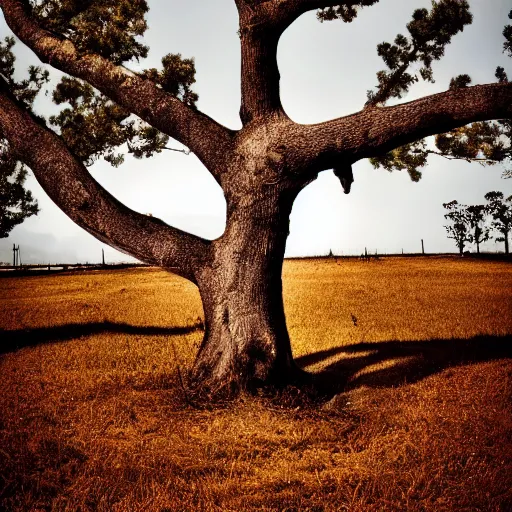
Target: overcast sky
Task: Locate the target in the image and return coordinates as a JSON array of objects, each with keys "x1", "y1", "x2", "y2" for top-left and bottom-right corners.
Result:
[{"x1": 1, "y1": 0, "x2": 511, "y2": 264}]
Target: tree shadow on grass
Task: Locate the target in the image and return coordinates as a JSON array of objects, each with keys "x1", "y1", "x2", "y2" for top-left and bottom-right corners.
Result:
[
  {"x1": 0, "y1": 321, "x2": 203, "y2": 355},
  {"x1": 296, "y1": 334, "x2": 512, "y2": 396}
]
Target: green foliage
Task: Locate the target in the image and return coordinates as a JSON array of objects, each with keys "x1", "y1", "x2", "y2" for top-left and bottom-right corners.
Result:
[
  {"x1": 26, "y1": 1, "x2": 199, "y2": 167},
  {"x1": 370, "y1": 5, "x2": 512, "y2": 179},
  {"x1": 49, "y1": 76, "x2": 174, "y2": 166},
  {"x1": 140, "y1": 54, "x2": 198, "y2": 107},
  {"x1": 369, "y1": 140, "x2": 427, "y2": 182},
  {"x1": 316, "y1": 1, "x2": 379, "y2": 23},
  {"x1": 0, "y1": 0, "x2": 203, "y2": 174},
  {"x1": 367, "y1": 0, "x2": 472, "y2": 105},
  {"x1": 0, "y1": 36, "x2": 47, "y2": 237},
  {"x1": 444, "y1": 193, "x2": 512, "y2": 254},
  {"x1": 435, "y1": 122, "x2": 506, "y2": 161},
  {"x1": 449, "y1": 74, "x2": 472, "y2": 89},
  {"x1": 0, "y1": 36, "x2": 49, "y2": 110},
  {"x1": 0, "y1": 145, "x2": 39, "y2": 238},
  {"x1": 30, "y1": 0, "x2": 149, "y2": 65},
  {"x1": 503, "y1": 10, "x2": 512, "y2": 57}
]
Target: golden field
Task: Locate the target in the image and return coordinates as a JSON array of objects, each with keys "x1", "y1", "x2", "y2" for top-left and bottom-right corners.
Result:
[{"x1": 0, "y1": 256, "x2": 511, "y2": 511}]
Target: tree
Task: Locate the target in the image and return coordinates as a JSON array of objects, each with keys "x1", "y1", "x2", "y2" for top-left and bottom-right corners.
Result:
[
  {"x1": 465, "y1": 204, "x2": 489, "y2": 254},
  {"x1": 443, "y1": 200, "x2": 472, "y2": 255},
  {"x1": 485, "y1": 191, "x2": 512, "y2": 254},
  {"x1": 0, "y1": 0, "x2": 511, "y2": 398}
]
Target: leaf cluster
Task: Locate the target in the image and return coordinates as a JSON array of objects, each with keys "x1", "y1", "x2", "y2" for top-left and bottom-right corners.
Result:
[
  {"x1": 504, "y1": 10, "x2": 512, "y2": 58},
  {"x1": 316, "y1": 1, "x2": 379, "y2": 23},
  {"x1": 0, "y1": 36, "x2": 47, "y2": 237},
  {"x1": 30, "y1": 0, "x2": 149, "y2": 64},
  {"x1": 47, "y1": 46, "x2": 200, "y2": 166},
  {"x1": 367, "y1": 0, "x2": 473, "y2": 105},
  {"x1": 0, "y1": 36, "x2": 49, "y2": 110},
  {"x1": 0, "y1": 143, "x2": 39, "y2": 238},
  {"x1": 370, "y1": 7, "x2": 511, "y2": 179},
  {"x1": 369, "y1": 140, "x2": 427, "y2": 182},
  {"x1": 49, "y1": 76, "x2": 170, "y2": 167},
  {"x1": 140, "y1": 53, "x2": 198, "y2": 107},
  {"x1": 435, "y1": 121, "x2": 507, "y2": 162}
]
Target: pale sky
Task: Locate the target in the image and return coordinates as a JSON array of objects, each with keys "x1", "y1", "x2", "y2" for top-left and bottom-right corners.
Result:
[{"x1": 1, "y1": 0, "x2": 511, "y2": 264}]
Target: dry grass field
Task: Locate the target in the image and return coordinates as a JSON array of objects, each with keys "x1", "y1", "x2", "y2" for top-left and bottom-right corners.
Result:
[{"x1": 1, "y1": 256, "x2": 511, "y2": 511}]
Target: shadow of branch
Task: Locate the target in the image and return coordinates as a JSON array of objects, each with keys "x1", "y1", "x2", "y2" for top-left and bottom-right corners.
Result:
[
  {"x1": 296, "y1": 334, "x2": 512, "y2": 395},
  {"x1": 0, "y1": 321, "x2": 204, "y2": 355}
]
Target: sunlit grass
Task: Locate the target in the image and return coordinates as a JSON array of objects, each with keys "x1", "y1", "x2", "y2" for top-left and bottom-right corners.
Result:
[{"x1": 1, "y1": 257, "x2": 511, "y2": 511}]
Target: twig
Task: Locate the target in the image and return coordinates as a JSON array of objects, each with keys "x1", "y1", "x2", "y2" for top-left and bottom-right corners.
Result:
[{"x1": 163, "y1": 147, "x2": 191, "y2": 155}]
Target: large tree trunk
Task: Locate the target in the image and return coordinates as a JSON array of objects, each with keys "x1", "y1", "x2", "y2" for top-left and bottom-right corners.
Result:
[{"x1": 189, "y1": 183, "x2": 306, "y2": 397}]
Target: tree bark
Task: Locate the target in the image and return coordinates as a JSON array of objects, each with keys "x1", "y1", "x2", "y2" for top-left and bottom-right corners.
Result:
[{"x1": 190, "y1": 182, "x2": 306, "y2": 396}]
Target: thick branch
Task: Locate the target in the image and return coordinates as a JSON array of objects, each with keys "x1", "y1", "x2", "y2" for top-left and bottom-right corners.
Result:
[
  {"x1": 235, "y1": 0, "x2": 340, "y2": 123},
  {"x1": 237, "y1": 4, "x2": 283, "y2": 124},
  {"x1": 0, "y1": 0, "x2": 234, "y2": 179},
  {"x1": 236, "y1": 0, "x2": 377, "y2": 124},
  {"x1": 285, "y1": 83, "x2": 512, "y2": 172},
  {"x1": 0, "y1": 78, "x2": 209, "y2": 283}
]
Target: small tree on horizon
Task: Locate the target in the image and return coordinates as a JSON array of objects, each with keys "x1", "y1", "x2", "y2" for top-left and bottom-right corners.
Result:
[
  {"x1": 485, "y1": 191, "x2": 512, "y2": 254},
  {"x1": 1, "y1": 1, "x2": 512, "y2": 398},
  {"x1": 443, "y1": 200, "x2": 472, "y2": 255},
  {"x1": 465, "y1": 204, "x2": 490, "y2": 254}
]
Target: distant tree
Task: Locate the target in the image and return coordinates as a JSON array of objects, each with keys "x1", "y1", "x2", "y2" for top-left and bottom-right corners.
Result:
[
  {"x1": 465, "y1": 204, "x2": 489, "y2": 254},
  {"x1": 485, "y1": 191, "x2": 512, "y2": 254},
  {"x1": 0, "y1": 0, "x2": 512, "y2": 397},
  {"x1": 443, "y1": 200, "x2": 472, "y2": 255}
]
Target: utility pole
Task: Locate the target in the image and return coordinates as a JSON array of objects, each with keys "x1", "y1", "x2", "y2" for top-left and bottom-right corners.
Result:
[
  {"x1": 102, "y1": 248, "x2": 105, "y2": 266},
  {"x1": 12, "y1": 244, "x2": 20, "y2": 267},
  {"x1": 421, "y1": 239, "x2": 425, "y2": 255}
]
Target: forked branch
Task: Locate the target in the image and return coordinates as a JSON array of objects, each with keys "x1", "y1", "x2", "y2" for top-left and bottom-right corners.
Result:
[{"x1": 235, "y1": 0, "x2": 378, "y2": 124}]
